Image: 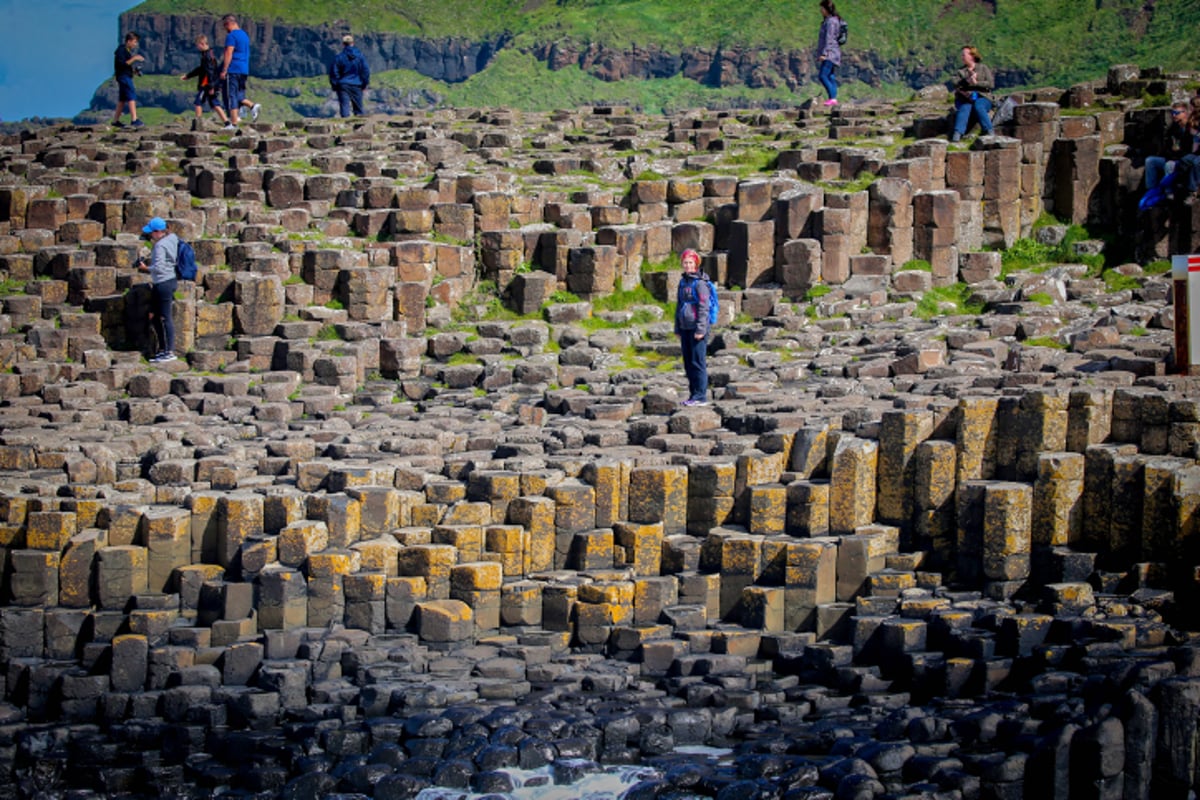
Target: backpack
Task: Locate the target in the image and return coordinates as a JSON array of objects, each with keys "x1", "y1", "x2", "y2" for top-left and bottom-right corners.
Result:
[
  {"x1": 836, "y1": 17, "x2": 849, "y2": 47},
  {"x1": 175, "y1": 239, "x2": 197, "y2": 281}
]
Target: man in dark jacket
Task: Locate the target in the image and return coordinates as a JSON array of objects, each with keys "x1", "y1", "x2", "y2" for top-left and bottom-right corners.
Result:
[
  {"x1": 329, "y1": 35, "x2": 371, "y2": 118},
  {"x1": 112, "y1": 32, "x2": 145, "y2": 128},
  {"x1": 1145, "y1": 103, "x2": 1191, "y2": 190}
]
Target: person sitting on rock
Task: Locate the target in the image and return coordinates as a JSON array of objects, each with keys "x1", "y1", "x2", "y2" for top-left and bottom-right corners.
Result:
[
  {"x1": 1177, "y1": 109, "x2": 1200, "y2": 206},
  {"x1": 950, "y1": 45, "x2": 994, "y2": 142},
  {"x1": 1143, "y1": 102, "x2": 1190, "y2": 191}
]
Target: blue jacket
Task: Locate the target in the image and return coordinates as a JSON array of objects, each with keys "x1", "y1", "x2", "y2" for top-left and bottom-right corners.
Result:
[
  {"x1": 330, "y1": 46, "x2": 370, "y2": 89},
  {"x1": 674, "y1": 273, "x2": 711, "y2": 337}
]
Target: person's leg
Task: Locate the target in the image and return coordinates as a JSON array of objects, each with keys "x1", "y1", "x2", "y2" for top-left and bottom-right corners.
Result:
[
  {"x1": 691, "y1": 336, "x2": 708, "y2": 402},
  {"x1": 827, "y1": 64, "x2": 838, "y2": 102},
  {"x1": 350, "y1": 86, "x2": 364, "y2": 116},
  {"x1": 680, "y1": 335, "x2": 697, "y2": 399},
  {"x1": 338, "y1": 88, "x2": 351, "y2": 118},
  {"x1": 152, "y1": 281, "x2": 176, "y2": 354},
  {"x1": 1145, "y1": 156, "x2": 1167, "y2": 190},
  {"x1": 952, "y1": 100, "x2": 972, "y2": 138},
  {"x1": 129, "y1": 99, "x2": 139, "y2": 124},
  {"x1": 975, "y1": 96, "x2": 993, "y2": 135},
  {"x1": 817, "y1": 61, "x2": 836, "y2": 100},
  {"x1": 227, "y1": 76, "x2": 244, "y2": 124}
]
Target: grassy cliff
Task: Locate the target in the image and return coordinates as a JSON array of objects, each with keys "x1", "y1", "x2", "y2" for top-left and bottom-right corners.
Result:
[{"x1": 128, "y1": 0, "x2": 1198, "y2": 88}]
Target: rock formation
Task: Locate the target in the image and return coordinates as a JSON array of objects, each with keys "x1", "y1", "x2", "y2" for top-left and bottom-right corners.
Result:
[{"x1": 1, "y1": 64, "x2": 1200, "y2": 798}]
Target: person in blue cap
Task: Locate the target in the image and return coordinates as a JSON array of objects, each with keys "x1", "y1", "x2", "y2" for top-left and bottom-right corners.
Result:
[{"x1": 137, "y1": 217, "x2": 179, "y2": 363}]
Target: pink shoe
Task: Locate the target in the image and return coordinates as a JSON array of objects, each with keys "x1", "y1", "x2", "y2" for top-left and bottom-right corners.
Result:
[{"x1": 823, "y1": 99, "x2": 838, "y2": 107}]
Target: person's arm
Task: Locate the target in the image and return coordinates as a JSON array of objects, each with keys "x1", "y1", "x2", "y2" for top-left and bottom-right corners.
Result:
[
  {"x1": 221, "y1": 44, "x2": 233, "y2": 77},
  {"x1": 329, "y1": 56, "x2": 339, "y2": 87},
  {"x1": 695, "y1": 281, "x2": 710, "y2": 339},
  {"x1": 973, "y1": 64, "x2": 995, "y2": 93}
]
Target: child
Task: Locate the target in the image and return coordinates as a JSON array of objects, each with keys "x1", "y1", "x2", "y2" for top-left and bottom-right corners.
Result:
[
  {"x1": 180, "y1": 35, "x2": 229, "y2": 124},
  {"x1": 112, "y1": 32, "x2": 145, "y2": 128}
]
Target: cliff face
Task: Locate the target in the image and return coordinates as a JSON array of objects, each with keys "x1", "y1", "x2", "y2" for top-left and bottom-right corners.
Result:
[
  {"x1": 120, "y1": 11, "x2": 1030, "y2": 101},
  {"x1": 122, "y1": 12, "x2": 509, "y2": 83}
]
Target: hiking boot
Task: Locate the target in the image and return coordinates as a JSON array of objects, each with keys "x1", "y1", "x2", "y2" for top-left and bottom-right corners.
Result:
[{"x1": 251, "y1": 103, "x2": 262, "y2": 122}]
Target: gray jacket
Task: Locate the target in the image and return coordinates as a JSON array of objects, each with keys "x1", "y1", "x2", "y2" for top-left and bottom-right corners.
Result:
[{"x1": 149, "y1": 233, "x2": 179, "y2": 284}]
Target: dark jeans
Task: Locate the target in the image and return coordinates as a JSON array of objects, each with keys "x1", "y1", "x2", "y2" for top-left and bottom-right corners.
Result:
[
  {"x1": 1181, "y1": 153, "x2": 1200, "y2": 194},
  {"x1": 223, "y1": 73, "x2": 248, "y2": 115},
  {"x1": 817, "y1": 60, "x2": 838, "y2": 100},
  {"x1": 680, "y1": 332, "x2": 708, "y2": 401},
  {"x1": 954, "y1": 95, "x2": 994, "y2": 136},
  {"x1": 337, "y1": 85, "x2": 364, "y2": 117},
  {"x1": 150, "y1": 279, "x2": 176, "y2": 354}
]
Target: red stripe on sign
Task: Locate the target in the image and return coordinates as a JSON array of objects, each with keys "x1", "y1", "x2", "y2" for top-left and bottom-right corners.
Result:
[{"x1": 1189, "y1": 255, "x2": 1200, "y2": 271}]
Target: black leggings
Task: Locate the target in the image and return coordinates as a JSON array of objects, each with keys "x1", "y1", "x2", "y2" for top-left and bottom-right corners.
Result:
[{"x1": 150, "y1": 279, "x2": 176, "y2": 354}]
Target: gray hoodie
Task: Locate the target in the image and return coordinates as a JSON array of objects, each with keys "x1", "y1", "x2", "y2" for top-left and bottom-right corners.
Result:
[{"x1": 149, "y1": 233, "x2": 179, "y2": 284}]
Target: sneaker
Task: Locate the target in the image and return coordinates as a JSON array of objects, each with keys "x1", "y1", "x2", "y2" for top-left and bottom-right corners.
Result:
[
  {"x1": 150, "y1": 352, "x2": 177, "y2": 363},
  {"x1": 131, "y1": 119, "x2": 144, "y2": 128},
  {"x1": 112, "y1": 120, "x2": 125, "y2": 128},
  {"x1": 250, "y1": 103, "x2": 261, "y2": 122},
  {"x1": 222, "y1": 124, "x2": 238, "y2": 132},
  {"x1": 680, "y1": 399, "x2": 697, "y2": 407},
  {"x1": 823, "y1": 98, "x2": 838, "y2": 107},
  {"x1": 950, "y1": 132, "x2": 962, "y2": 143},
  {"x1": 689, "y1": 398, "x2": 709, "y2": 406}
]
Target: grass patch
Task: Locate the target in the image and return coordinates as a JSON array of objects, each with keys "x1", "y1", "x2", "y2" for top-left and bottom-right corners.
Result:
[
  {"x1": 1101, "y1": 269, "x2": 1140, "y2": 293},
  {"x1": 592, "y1": 283, "x2": 663, "y2": 313},
  {"x1": 1027, "y1": 292, "x2": 1054, "y2": 306},
  {"x1": 313, "y1": 325, "x2": 341, "y2": 342},
  {"x1": 805, "y1": 284, "x2": 833, "y2": 301},
  {"x1": 1001, "y1": 223, "x2": 1105, "y2": 278},
  {"x1": 547, "y1": 290, "x2": 581, "y2": 305},
  {"x1": 915, "y1": 283, "x2": 985, "y2": 319},
  {"x1": 1145, "y1": 260, "x2": 1171, "y2": 276},
  {"x1": 1022, "y1": 336, "x2": 1068, "y2": 350},
  {"x1": 899, "y1": 259, "x2": 932, "y2": 272}
]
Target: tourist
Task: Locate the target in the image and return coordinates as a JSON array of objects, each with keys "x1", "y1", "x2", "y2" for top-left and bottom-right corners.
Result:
[
  {"x1": 219, "y1": 14, "x2": 262, "y2": 130},
  {"x1": 111, "y1": 32, "x2": 145, "y2": 129},
  {"x1": 674, "y1": 249, "x2": 711, "y2": 407},
  {"x1": 137, "y1": 217, "x2": 179, "y2": 363},
  {"x1": 329, "y1": 34, "x2": 371, "y2": 117},
  {"x1": 180, "y1": 35, "x2": 229, "y2": 125},
  {"x1": 951, "y1": 45, "x2": 995, "y2": 142},
  {"x1": 815, "y1": 0, "x2": 844, "y2": 108},
  {"x1": 1143, "y1": 103, "x2": 1189, "y2": 190},
  {"x1": 1178, "y1": 109, "x2": 1200, "y2": 206}
]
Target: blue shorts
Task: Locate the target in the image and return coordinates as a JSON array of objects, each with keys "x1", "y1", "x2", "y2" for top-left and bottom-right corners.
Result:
[
  {"x1": 116, "y1": 75, "x2": 137, "y2": 103},
  {"x1": 193, "y1": 88, "x2": 221, "y2": 110},
  {"x1": 222, "y1": 73, "x2": 248, "y2": 112}
]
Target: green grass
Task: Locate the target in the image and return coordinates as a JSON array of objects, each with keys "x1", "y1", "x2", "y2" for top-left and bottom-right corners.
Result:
[
  {"x1": 1001, "y1": 223, "x2": 1105, "y2": 278},
  {"x1": 591, "y1": 284, "x2": 663, "y2": 313},
  {"x1": 1101, "y1": 269, "x2": 1140, "y2": 293},
  {"x1": 899, "y1": 259, "x2": 932, "y2": 273},
  {"x1": 1144, "y1": 260, "x2": 1171, "y2": 276},
  {"x1": 313, "y1": 325, "x2": 341, "y2": 342},
  {"x1": 805, "y1": 285, "x2": 833, "y2": 301},
  {"x1": 547, "y1": 290, "x2": 581, "y2": 305},
  {"x1": 914, "y1": 283, "x2": 985, "y2": 320},
  {"x1": 1023, "y1": 336, "x2": 1068, "y2": 350},
  {"x1": 1027, "y1": 292, "x2": 1054, "y2": 306}
]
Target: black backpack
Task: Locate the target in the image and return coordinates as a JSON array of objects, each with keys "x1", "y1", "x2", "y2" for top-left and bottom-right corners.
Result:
[{"x1": 837, "y1": 17, "x2": 849, "y2": 46}]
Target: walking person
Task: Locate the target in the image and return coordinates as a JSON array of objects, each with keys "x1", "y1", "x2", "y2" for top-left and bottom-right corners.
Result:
[
  {"x1": 675, "y1": 249, "x2": 711, "y2": 407},
  {"x1": 180, "y1": 35, "x2": 229, "y2": 125},
  {"x1": 951, "y1": 45, "x2": 995, "y2": 142},
  {"x1": 112, "y1": 32, "x2": 145, "y2": 128},
  {"x1": 815, "y1": 0, "x2": 844, "y2": 108},
  {"x1": 137, "y1": 217, "x2": 179, "y2": 363},
  {"x1": 219, "y1": 14, "x2": 262, "y2": 130},
  {"x1": 329, "y1": 35, "x2": 371, "y2": 117}
]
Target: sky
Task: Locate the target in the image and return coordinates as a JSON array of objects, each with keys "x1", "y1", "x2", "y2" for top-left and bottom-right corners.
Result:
[{"x1": 0, "y1": 0, "x2": 140, "y2": 122}]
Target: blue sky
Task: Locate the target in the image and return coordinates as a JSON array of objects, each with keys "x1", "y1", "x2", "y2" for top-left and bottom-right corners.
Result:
[{"x1": 0, "y1": 0, "x2": 140, "y2": 121}]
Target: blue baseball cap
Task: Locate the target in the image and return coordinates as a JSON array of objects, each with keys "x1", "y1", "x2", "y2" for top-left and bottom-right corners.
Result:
[{"x1": 142, "y1": 217, "x2": 167, "y2": 235}]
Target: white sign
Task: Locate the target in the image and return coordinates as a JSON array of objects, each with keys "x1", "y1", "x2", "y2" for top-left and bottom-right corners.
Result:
[{"x1": 1172, "y1": 254, "x2": 1200, "y2": 367}]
